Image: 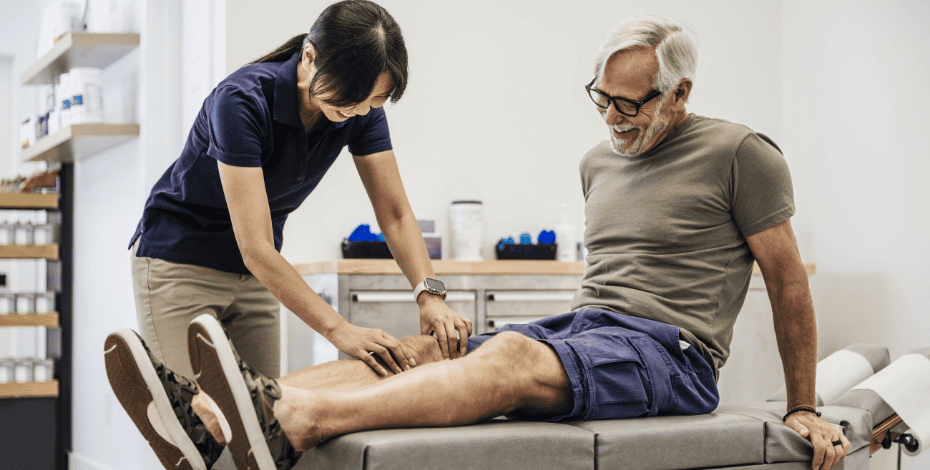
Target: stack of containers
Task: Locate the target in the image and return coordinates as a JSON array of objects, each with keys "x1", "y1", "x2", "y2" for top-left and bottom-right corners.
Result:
[
  {"x1": 57, "y1": 68, "x2": 104, "y2": 129},
  {"x1": 18, "y1": 69, "x2": 105, "y2": 148}
]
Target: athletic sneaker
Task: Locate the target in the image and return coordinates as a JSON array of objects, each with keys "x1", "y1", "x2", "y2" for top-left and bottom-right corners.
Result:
[
  {"x1": 104, "y1": 328, "x2": 225, "y2": 470},
  {"x1": 187, "y1": 314, "x2": 302, "y2": 470}
]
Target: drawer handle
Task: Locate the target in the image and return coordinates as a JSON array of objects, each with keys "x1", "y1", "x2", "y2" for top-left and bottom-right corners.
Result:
[
  {"x1": 487, "y1": 293, "x2": 575, "y2": 302},
  {"x1": 352, "y1": 292, "x2": 476, "y2": 303}
]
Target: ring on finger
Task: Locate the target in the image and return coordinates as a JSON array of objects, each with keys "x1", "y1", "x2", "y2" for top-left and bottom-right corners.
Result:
[{"x1": 831, "y1": 439, "x2": 842, "y2": 446}]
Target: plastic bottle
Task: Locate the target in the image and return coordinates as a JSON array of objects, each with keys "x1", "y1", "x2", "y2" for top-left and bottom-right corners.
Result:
[
  {"x1": 554, "y1": 204, "x2": 576, "y2": 262},
  {"x1": 69, "y1": 67, "x2": 103, "y2": 123}
]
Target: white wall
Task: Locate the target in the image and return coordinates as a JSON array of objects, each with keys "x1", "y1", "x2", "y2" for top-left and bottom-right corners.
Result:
[
  {"x1": 220, "y1": 0, "x2": 784, "y2": 263},
  {"x1": 781, "y1": 2, "x2": 930, "y2": 469}
]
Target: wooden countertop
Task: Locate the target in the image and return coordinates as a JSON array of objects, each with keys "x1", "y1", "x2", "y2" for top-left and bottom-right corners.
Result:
[{"x1": 294, "y1": 259, "x2": 815, "y2": 276}]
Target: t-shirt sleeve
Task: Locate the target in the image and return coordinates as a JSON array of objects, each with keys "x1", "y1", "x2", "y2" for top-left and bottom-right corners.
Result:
[
  {"x1": 205, "y1": 86, "x2": 267, "y2": 167},
  {"x1": 347, "y1": 107, "x2": 394, "y2": 156},
  {"x1": 731, "y1": 133, "x2": 795, "y2": 238}
]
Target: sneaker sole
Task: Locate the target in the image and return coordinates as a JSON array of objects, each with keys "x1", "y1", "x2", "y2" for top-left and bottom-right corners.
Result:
[
  {"x1": 188, "y1": 314, "x2": 276, "y2": 470},
  {"x1": 104, "y1": 328, "x2": 206, "y2": 470}
]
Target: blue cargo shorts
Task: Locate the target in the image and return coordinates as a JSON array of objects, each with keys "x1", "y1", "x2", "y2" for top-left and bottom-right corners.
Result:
[{"x1": 467, "y1": 308, "x2": 719, "y2": 422}]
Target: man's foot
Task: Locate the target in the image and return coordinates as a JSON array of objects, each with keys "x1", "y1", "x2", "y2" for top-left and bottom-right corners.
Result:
[
  {"x1": 187, "y1": 314, "x2": 302, "y2": 470},
  {"x1": 104, "y1": 328, "x2": 224, "y2": 470}
]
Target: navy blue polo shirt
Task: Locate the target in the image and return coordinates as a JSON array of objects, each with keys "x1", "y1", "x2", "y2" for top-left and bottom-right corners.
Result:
[{"x1": 129, "y1": 52, "x2": 393, "y2": 274}]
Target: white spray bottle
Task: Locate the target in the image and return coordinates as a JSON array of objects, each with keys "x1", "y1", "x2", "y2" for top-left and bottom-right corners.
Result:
[{"x1": 555, "y1": 204, "x2": 576, "y2": 262}]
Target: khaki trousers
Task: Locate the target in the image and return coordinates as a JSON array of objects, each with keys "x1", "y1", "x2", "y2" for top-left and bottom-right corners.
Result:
[{"x1": 131, "y1": 242, "x2": 281, "y2": 380}]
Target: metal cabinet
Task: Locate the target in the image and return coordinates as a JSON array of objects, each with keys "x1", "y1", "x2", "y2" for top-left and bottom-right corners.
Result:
[
  {"x1": 349, "y1": 290, "x2": 478, "y2": 341},
  {"x1": 484, "y1": 290, "x2": 576, "y2": 330},
  {"x1": 282, "y1": 265, "x2": 584, "y2": 375}
]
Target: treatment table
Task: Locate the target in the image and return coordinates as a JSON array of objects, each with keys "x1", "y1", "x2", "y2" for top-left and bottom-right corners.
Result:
[{"x1": 280, "y1": 344, "x2": 926, "y2": 470}]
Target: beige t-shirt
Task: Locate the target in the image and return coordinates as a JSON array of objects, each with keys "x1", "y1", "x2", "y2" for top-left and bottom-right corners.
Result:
[{"x1": 572, "y1": 114, "x2": 794, "y2": 376}]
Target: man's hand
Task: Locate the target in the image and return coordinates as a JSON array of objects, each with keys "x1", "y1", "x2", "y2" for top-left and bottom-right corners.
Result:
[
  {"x1": 327, "y1": 323, "x2": 414, "y2": 376},
  {"x1": 418, "y1": 294, "x2": 473, "y2": 359},
  {"x1": 784, "y1": 411, "x2": 850, "y2": 470}
]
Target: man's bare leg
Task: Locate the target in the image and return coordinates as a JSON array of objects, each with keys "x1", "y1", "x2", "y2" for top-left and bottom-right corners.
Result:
[
  {"x1": 190, "y1": 334, "x2": 447, "y2": 443},
  {"x1": 273, "y1": 331, "x2": 573, "y2": 451},
  {"x1": 276, "y1": 335, "x2": 446, "y2": 392}
]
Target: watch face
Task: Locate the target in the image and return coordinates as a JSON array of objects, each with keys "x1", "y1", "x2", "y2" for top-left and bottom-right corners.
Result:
[{"x1": 424, "y1": 278, "x2": 445, "y2": 292}]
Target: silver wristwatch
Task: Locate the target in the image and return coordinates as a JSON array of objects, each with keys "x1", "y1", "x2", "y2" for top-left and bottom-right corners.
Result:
[{"x1": 414, "y1": 278, "x2": 447, "y2": 301}]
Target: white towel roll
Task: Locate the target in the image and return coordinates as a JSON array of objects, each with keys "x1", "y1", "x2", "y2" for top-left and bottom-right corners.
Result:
[{"x1": 852, "y1": 354, "x2": 930, "y2": 456}]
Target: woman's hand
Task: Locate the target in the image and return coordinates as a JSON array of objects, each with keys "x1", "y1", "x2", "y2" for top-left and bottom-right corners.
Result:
[
  {"x1": 419, "y1": 295, "x2": 473, "y2": 359},
  {"x1": 327, "y1": 323, "x2": 414, "y2": 376}
]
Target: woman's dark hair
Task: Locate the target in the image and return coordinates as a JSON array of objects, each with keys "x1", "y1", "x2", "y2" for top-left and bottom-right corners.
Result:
[{"x1": 250, "y1": 0, "x2": 408, "y2": 107}]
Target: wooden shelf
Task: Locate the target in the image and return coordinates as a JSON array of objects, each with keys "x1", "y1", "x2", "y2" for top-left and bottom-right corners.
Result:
[
  {"x1": 0, "y1": 193, "x2": 59, "y2": 210},
  {"x1": 296, "y1": 260, "x2": 817, "y2": 276},
  {"x1": 0, "y1": 380, "x2": 58, "y2": 399},
  {"x1": 21, "y1": 32, "x2": 140, "y2": 85},
  {"x1": 0, "y1": 244, "x2": 59, "y2": 259},
  {"x1": 0, "y1": 313, "x2": 59, "y2": 327},
  {"x1": 21, "y1": 123, "x2": 139, "y2": 162}
]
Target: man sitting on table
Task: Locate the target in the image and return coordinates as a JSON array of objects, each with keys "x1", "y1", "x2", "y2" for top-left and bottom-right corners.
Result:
[{"x1": 107, "y1": 15, "x2": 849, "y2": 470}]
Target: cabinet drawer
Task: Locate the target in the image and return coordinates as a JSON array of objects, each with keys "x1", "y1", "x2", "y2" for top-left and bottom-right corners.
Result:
[
  {"x1": 484, "y1": 290, "x2": 576, "y2": 328},
  {"x1": 350, "y1": 291, "x2": 477, "y2": 340}
]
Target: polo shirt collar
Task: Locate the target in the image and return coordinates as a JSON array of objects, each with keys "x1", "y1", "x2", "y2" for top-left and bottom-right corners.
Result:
[{"x1": 273, "y1": 53, "x2": 348, "y2": 131}]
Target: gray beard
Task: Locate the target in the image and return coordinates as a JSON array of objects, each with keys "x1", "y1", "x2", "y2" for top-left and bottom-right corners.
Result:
[{"x1": 606, "y1": 97, "x2": 670, "y2": 158}]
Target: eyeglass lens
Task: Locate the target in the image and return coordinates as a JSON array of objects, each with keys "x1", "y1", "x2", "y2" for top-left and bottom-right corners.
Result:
[{"x1": 587, "y1": 89, "x2": 639, "y2": 116}]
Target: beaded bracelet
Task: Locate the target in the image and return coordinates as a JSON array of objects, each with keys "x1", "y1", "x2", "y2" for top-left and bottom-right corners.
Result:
[{"x1": 783, "y1": 405, "x2": 821, "y2": 422}]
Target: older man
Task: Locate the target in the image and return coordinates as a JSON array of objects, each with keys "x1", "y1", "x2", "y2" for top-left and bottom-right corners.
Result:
[{"x1": 105, "y1": 15, "x2": 848, "y2": 470}]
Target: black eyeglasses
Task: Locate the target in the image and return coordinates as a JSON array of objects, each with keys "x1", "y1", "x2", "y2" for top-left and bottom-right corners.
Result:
[{"x1": 585, "y1": 78, "x2": 662, "y2": 117}]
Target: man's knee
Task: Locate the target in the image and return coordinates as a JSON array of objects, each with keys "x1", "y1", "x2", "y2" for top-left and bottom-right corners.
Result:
[
  {"x1": 401, "y1": 335, "x2": 444, "y2": 365},
  {"x1": 474, "y1": 331, "x2": 547, "y2": 374},
  {"x1": 483, "y1": 332, "x2": 569, "y2": 382},
  {"x1": 472, "y1": 331, "x2": 572, "y2": 411}
]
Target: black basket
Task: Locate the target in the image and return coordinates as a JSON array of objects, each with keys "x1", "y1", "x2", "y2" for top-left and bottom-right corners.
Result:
[
  {"x1": 495, "y1": 243, "x2": 557, "y2": 260},
  {"x1": 341, "y1": 239, "x2": 393, "y2": 259}
]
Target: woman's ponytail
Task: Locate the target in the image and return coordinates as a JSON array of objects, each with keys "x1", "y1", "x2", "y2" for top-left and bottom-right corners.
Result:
[{"x1": 249, "y1": 34, "x2": 307, "y2": 65}]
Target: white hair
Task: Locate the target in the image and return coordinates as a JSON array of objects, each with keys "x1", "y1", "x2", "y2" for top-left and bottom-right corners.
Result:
[{"x1": 593, "y1": 16, "x2": 699, "y2": 95}]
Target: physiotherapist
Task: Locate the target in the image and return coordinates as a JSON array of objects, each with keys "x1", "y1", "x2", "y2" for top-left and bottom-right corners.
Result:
[{"x1": 128, "y1": 0, "x2": 472, "y2": 385}]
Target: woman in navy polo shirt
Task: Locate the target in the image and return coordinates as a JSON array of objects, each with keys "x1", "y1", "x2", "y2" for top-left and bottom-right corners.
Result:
[{"x1": 127, "y1": 0, "x2": 471, "y2": 387}]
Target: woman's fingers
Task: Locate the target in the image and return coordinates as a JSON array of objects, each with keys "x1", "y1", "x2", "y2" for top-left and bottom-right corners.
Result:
[
  {"x1": 358, "y1": 349, "x2": 388, "y2": 376},
  {"x1": 444, "y1": 322, "x2": 460, "y2": 359},
  {"x1": 434, "y1": 324, "x2": 450, "y2": 359},
  {"x1": 455, "y1": 319, "x2": 470, "y2": 356},
  {"x1": 464, "y1": 317, "x2": 473, "y2": 337},
  {"x1": 379, "y1": 332, "x2": 411, "y2": 372}
]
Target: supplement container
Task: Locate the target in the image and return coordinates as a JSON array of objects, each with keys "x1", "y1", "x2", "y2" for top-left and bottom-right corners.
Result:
[
  {"x1": 33, "y1": 358, "x2": 55, "y2": 382},
  {"x1": 33, "y1": 223, "x2": 53, "y2": 245},
  {"x1": 14, "y1": 222, "x2": 35, "y2": 245},
  {"x1": 20, "y1": 115, "x2": 36, "y2": 148},
  {"x1": 69, "y1": 67, "x2": 104, "y2": 123},
  {"x1": 0, "y1": 359, "x2": 14, "y2": 383},
  {"x1": 449, "y1": 200, "x2": 483, "y2": 261},
  {"x1": 14, "y1": 358, "x2": 34, "y2": 383},
  {"x1": 35, "y1": 292, "x2": 55, "y2": 313},
  {"x1": 16, "y1": 293, "x2": 37, "y2": 314}
]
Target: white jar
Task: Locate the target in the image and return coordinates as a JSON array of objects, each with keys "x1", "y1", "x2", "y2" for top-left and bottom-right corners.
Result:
[
  {"x1": 20, "y1": 115, "x2": 36, "y2": 148},
  {"x1": 69, "y1": 67, "x2": 104, "y2": 123},
  {"x1": 14, "y1": 358, "x2": 34, "y2": 383},
  {"x1": 33, "y1": 358, "x2": 54, "y2": 382},
  {"x1": 0, "y1": 358, "x2": 13, "y2": 383},
  {"x1": 449, "y1": 200, "x2": 483, "y2": 261}
]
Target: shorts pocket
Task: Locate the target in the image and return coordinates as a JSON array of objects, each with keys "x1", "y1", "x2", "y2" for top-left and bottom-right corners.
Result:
[{"x1": 566, "y1": 333, "x2": 651, "y2": 420}]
